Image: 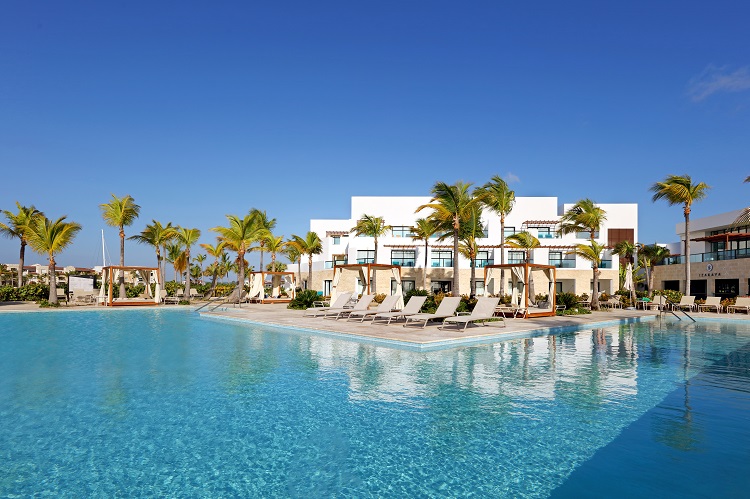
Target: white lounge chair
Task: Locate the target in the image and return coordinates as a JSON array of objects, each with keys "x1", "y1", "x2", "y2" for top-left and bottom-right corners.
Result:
[
  {"x1": 698, "y1": 296, "x2": 722, "y2": 313},
  {"x1": 440, "y1": 297, "x2": 503, "y2": 331},
  {"x1": 347, "y1": 294, "x2": 400, "y2": 322},
  {"x1": 303, "y1": 292, "x2": 353, "y2": 317},
  {"x1": 676, "y1": 295, "x2": 696, "y2": 312},
  {"x1": 324, "y1": 294, "x2": 375, "y2": 319},
  {"x1": 403, "y1": 296, "x2": 462, "y2": 328},
  {"x1": 648, "y1": 295, "x2": 668, "y2": 311},
  {"x1": 603, "y1": 296, "x2": 622, "y2": 309},
  {"x1": 727, "y1": 297, "x2": 750, "y2": 314},
  {"x1": 371, "y1": 296, "x2": 427, "y2": 325}
]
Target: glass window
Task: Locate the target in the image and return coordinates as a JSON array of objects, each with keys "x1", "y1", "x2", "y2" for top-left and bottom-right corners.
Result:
[
  {"x1": 323, "y1": 280, "x2": 332, "y2": 296},
  {"x1": 392, "y1": 279, "x2": 416, "y2": 294},
  {"x1": 508, "y1": 251, "x2": 525, "y2": 263},
  {"x1": 474, "y1": 280, "x2": 485, "y2": 296},
  {"x1": 431, "y1": 251, "x2": 453, "y2": 267},
  {"x1": 391, "y1": 250, "x2": 415, "y2": 267},
  {"x1": 391, "y1": 226, "x2": 415, "y2": 238},
  {"x1": 503, "y1": 226, "x2": 516, "y2": 238},
  {"x1": 475, "y1": 250, "x2": 493, "y2": 268},
  {"x1": 576, "y1": 230, "x2": 600, "y2": 239},
  {"x1": 356, "y1": 250, "x2": 374, "y2": 264},
  {"x1": 332, "y1": 236, "x2": 341, "y2": 245},
  {"x1": 431, "y1": 281, "x2": 451, "y2": 294}
]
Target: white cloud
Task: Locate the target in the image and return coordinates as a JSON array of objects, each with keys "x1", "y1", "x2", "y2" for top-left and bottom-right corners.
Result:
[
  {"x1": 505, "y1": 172, "x2": 520, "y2": 183},
  {"x1": 687, "y1": 65, "x2": 750, "y2": 102}
]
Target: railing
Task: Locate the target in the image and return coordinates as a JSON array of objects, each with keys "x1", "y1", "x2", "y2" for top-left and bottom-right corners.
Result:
[
  {"x1": 549, "y1": 259, "x2": 576, "y2": 268},
  {"x1": 599, "y1": 260, "x2": 613, "y2": 269},
  {"x1": 537, "y1": 233, "x2": 556, "y2": 239},
  {"x1": 391, "y1": 259, "x2": 415, "y2": 267},
  {"x1": 474, "y1": 259, "x2": 494, "y2": 268},
  {"x1": 507, "y1": 258, "x2": 532, "y2": 264},
  {"x1": 356, "y1": 258, "x2": 374, "y2": 264},
  {"x1": 324, "y1": 259, "x2": 348, "y2": 269},
  {"x1": 660, "y1": 248, "x2": 750, "y2": 265},
  {"x1": 431, "y1": 259, "x2": 453, "y2": 267}
]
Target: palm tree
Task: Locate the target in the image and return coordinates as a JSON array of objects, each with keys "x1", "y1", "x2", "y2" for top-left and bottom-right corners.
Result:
[
  {"x1": 350, "y1": 214, "x2": 391, "y2": 292},
  {"x1": 638, "y1": 243, "x2": 671, "y2": 295},
  {"x1": 569, "y1": 241, "x2": 606, "y2": 309},
  {"x1": 99, "y1": 194, "x2": 141, "y2": 299},
  {"x1": 264, "y1": 234, "x2": 287, "y2": 270},
  {"x1": 458, "y1": 207, "x2": 484, "y2": 296},
  {"x1": 651, "y1": 175, "x2": 710, "y2": 296},
  {"x1": 284, "y1": 242, "x2": 303, "y2": 288},
  {"x1": 166, "y1": 242, "x2": 186, "y2": 282},
  {"x1": 25, "y1": 215, "x2": 82, "y2": 304},
  {"x1": 410, "y1": 218, "x2": 439, "y2": 290},
  {"x1": 128, "y1": 220, "x2": 176, "y2": 285},
  {"x1": 731, "y1": 176, "x2": 750, "y2": 227},
  {"x1": 250, "y1": 209, "x2": 276, "y2": 275},
  {"x1": 0, "y1": 202, "x2": 44, "y2": 287},
  {"x1": 193, "y1": 253, "x2": 206, "y2": 284},
  {"x1": 211, "y1": 213, "x2": 264, "y2": 296},
  {"x1": 506, "y1": 231, "x2": 540, "y2": 263},
  {"x1": 173, "y1": 227, "x2": 201, "y2": 301},
  {"x1": 200, "y1": 241, "x2": 226, "y2": 296},
  {"x1": 417, "y1": 181, "x2": 479, "y2": 296},
  {"x1": 475, "y1": 175, "x2": 516, "y2": 295},
  {"x1": 612, "y1": 240, "x2": 637, "y2": 305},
  {"x1": 558, "y1": 199, "x2": 607, "y2": 309},
  {"x1": 292, "y1": 232, "x2": 323, "y2": 290}
]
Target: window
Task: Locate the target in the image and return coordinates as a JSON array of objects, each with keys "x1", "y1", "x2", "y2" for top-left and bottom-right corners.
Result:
[
  {"x1": 474, "y1": 280, "x2": 485, "y2": 296},
  {"x1": 508, "y1": 251, "x2": 525, "y2": 264},
  {"x1": 480, "y1": 228, "x2": 489, "y2": 238},
  {"x1": 475, "y1": 250, "x2": 492, "y2": 268},
  {"x1": 663, "y1": 280, "x2": 680, "y2": 291},
  {"x1": 555, "y1": 282, "x2": 563, "y2": 294},
  {"x1": 391, "y1": 226, "x2": 415, "y2": 238},
  {"x1": 576, "y1": 230, "x2": 600, "y2": 239},
  {"x1": 504, "y1": 226, "x2": 516, "y2": 238},
  {"x1": 715, "y1": 279, "x2": 739, "y2": 299},
  {"x1": 332, "y1": 236, "x2": 340, "y2": 245},
  {"x1": 356, "y1": 250, "x2": 374, "y2": 264},
  {"x1": 392, "y1": 279, "x2": 416, "y2": 294},
  {"x1": 530, "y1": 226, "x2": 554, "y2": 239},
  {"x1": 323, "y1": 280, "x2": 332, "y2": 296},
  {"x1": 549, "y1": 251, "x2": 575, "y2": 268},
  {"x1": 431, "y1": 251, "x2": 453, "y2": 267},
  {"x1": 431, "y1": 281, "x2": 451, "y2": 294},
  {"x1": 391, "y1": 250, "x2": 415, "y2": 267}
]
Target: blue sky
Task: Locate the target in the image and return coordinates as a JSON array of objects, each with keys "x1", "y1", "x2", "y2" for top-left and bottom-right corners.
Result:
[{"x1": 1, "y1": 1, "x2": 749, "y2": 268}]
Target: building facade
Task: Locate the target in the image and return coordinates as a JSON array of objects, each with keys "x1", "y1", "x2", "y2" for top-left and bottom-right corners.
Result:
[
  {"x1": 294, "y1": 196, "x2": 638, "y2": 296},
  {"x1": 652, "y1": 208, "x2": 750, "y2": 299}
]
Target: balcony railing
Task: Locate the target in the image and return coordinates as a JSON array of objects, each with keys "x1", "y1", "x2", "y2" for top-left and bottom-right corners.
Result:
[
  {"x1": 391, "y1": 259, "x2": 415, "y2": 267},
  {"x1": 507, "y1": 258, "x2": 532, "y2": 264},
  {"x1": 431, "y1": 259, "x2": 453, "y2": 267},
  {"x1": 537, "y1": 233, "x2": 556, "y2": 239},
  {"x1": 474, "y1": 259, "x2": 494, "y2": 268},
  {"x1": 598, "y1": 260, "x2": 613, "y2": 269},
  {"x1": 356, "y1": 258, "x2": 374, "y2": 264},
  {"x1": 324, "y1": 259, "x2": 348, "y2": 269},
  {"x1": 659, "y1": 248, "x2": 750, "y2": 265},
  {"x1": 549, "y1": 259, "x2": 576, "y2": 268}
]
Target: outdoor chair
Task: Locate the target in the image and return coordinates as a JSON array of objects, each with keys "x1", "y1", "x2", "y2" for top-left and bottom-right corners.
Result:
[
  {"x1": 727, "y1": 297, "x2": 750, "y2": 314},
  {"x1": 346, "y1": 294, "x2": 400, "y2": 322},
  {"x1": 303, "y1": 292, "x2": 353, "y2": 317},
  {"x1": 370, "y1": 296, "x2": 427, "y2": 325},
  {"x1": 698, "y1": 296, "x2": 722, "y2": 313},
  {"x1": 676, "y1": 295, "x2": 696, "y2": 312},
  {"x1": 323, "y1": 294, "x2": 375, "y2": 319},
  {"x1": 439, "y1": 297, "x2": 503, "y2": 331},
  {"x1": 403, "y1": 296, "x2": 462, "y2": 328}
]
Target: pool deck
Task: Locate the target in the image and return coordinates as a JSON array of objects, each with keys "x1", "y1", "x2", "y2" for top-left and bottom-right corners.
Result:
[{"x1": 3, "y1": 300, "x2": 748, "y2": 350}]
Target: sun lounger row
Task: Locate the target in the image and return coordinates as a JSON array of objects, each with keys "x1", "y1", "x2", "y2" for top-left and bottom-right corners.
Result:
[{"x1": 304, "y1": 295, "x2": 505, "y2": 330}]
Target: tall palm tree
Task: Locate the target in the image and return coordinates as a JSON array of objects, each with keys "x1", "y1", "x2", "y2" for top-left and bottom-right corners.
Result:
[
  {"x1": 250, "y1": 209, "x2": 276, "y2": 275},
  {"x1": 173, "y1": 227, "x2": 201, "y2": 301},
  {"x1": 264, "y1": 234, "x2": 287, "y2": 270},
  {"x1": 458, "y1": 206, "x2": 484, "y2": 296},
  {"x1": 0, "y1": 202, "x2": 43, "y2": 287},
  {"x1": 284, "y1": 242, "x2": 303, "y2": 288},
  {"x1": 475, "y1": 175, "x2": 516, "y2": 295},
  {"x1": 731, "y1": 175, "x2": 750, "y2": 227},
  {"x1": 569, "y1": 241, "x2": 606, "y2": 309},
  {"x1": 128, "y1": 220, "x2": 176, "y2": 285},
  {"x1": 211, "y1": 213, "x2": 264, "y2": 296},
  {"x1": 650, "y1": 175, "x2": 710, "y2": 296},
  {"x1": 25, "y1": 215, "x2": 82, "y2": 304},
  {"x1": 638, "y1": 243, "x2": 671, "y2": 295},
  {"x1": 410, "y1": 217, "x2": 438, "y2": 290},
  {"x1": 558, "y1": 199, "x2": 607, "y2": 309},
  {"x1": 193, "y1": 253, "x2": 206, "y2": 284},
  {"x1": 166, "y1": 242, "x2": 186, "y2": 282},
  {"x1": 612, "y1": 240, "x2": 637, "y2": 305},
  {"x1": 350, "y1": 214, "x2": 391, "y2": 292},
  {"x1": 417, "y1": 181, "x2": 479, "y2": 296},
  {"x1": 200, "y1": 241, "x2": 226, "y2": 296},
  {"x1": 99, "y1": 194, "x2": 141, "y2": 299},
  {"x1": 292, "y1": 232, "x2": 323, "y2": 290},
  {"x1": 506, "y1": 231, "x2": 540, "y2": 263}
]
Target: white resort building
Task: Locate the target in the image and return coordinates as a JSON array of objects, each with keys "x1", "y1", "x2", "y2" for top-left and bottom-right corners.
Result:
[
  {"x1": 652, "y1": 208, "x2": 750, "y2": 300},
  {"x1": 294, "y1": 196, "x2": 638, "y2": 297}
]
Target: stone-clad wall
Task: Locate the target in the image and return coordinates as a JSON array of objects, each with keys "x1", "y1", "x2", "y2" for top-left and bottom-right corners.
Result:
[{"x1": 652, "y1": 259, "x2": 750, "y2": 296}]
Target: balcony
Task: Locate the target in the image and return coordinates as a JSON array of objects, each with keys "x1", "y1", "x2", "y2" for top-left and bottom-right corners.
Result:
[
  {"x1": 356, "y1": 258, "x2": 374, "y2": 264},
  {"x1": 598, "y1": 260, "x2": 613, "y2": 269},
  {"x1": 324, "y1": 259, "x2": 348, "y2": 269},
  {"x1": 549, "y1": 259, "x2": 576, "y2": 268},
  {"x1": 391, "y1": 259, "x2": 415, "y2": 267},
  {"x1": 474, "y1": 259, "x2": 494, "y2": 268},
  {"x1": 658, "y1": 248, "x2": 750, "y2": 265},
  {"x1": 431, "y1": 259, "x2": 453, "y2": 267},
  {"x1": 537, "y1": 232, "x2": 556, "y2": 239}
]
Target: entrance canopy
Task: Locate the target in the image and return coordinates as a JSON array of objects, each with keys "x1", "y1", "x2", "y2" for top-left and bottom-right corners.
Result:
[
  {"x1": 484, "y1": 263, "x2": 557, "y2": 318},
  {"x1": 331, "y1": 263, "x2": 404, "y2": 309},
  {"x1": 102, "y1": 265, "x2": 160, "y2": 307}
]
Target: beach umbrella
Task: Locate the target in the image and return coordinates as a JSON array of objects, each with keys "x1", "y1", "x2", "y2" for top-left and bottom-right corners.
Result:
[{"x1": 624, "y1": 262, "x2": 636, "y2": 308}]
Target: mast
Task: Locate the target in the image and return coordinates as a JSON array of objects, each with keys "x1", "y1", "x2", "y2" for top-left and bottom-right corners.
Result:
[{"x1": 101, "y1": 229, "x2": 106, "y2": 268}]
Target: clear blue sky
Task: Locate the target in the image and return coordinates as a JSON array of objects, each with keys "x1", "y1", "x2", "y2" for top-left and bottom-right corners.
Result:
[{"x1": 1, "y1": 1, "x2": 748, "y2": 268}]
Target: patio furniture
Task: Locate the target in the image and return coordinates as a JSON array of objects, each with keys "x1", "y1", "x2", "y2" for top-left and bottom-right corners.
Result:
[
  {"x1": 303, "y1": 292, "x2": 353, "y2": 317},
  {"x1": 323, "y1": 294, "x2": 376, "y2": 319},
  {"x1": 346, "y1": 294, "x2": 400, "y2": 322},
  {"x1": 727, "y1": 297, "x2": 750, "y2": 314},
  {"x1": 439, "y1": 297, "x2": 503, "y2": 331},
  {"x1": 370, "y1": 296, "x2": 427, "y2": 325},
  {"x1": 698, "y1": 296, "x2": 722, "y2": 313},
  {"x1": 403, "y1": 296, "x2": 462, "y2": 328}
]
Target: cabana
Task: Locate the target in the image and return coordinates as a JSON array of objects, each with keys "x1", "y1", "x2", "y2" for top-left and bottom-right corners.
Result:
[
  {"x1": 331, "y1": 263, "x2": 404, "y2": 310},
  {"x1": 246, "y1": 271, "x2": 296, "y2": 304},
  {"x1": 484, "y1": 263, "x2": 557, "y2": 318},
  {"x1": 102, "y1": 265, "x2": 160, "y2": 307}
]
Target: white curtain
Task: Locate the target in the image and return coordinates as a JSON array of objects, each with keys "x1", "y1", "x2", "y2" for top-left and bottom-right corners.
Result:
[
  {"x1": 271, "y1": 274, "x2": 281, "y2": 297},
  {"x1": 358, "y1": 267, "x2": 367, "y2": 295},
  {"x1": 511, "y1": 265, "x2": 525, "y2": 307},
  {"x1": 154, "y1": 276, "x2": 161, "y2": 304},
  {"x1": 247, "y1": 273, "x2": 263, "y2": 299},
  {"x1": 391, "y1": 267, "x2": 404, "y2": 310},
  {"x1": 139, "y1": 270, "x2": 152, "y2": 298},
  {"x1": 485, "y1": 267, "x2": 495, "y2": 296},
  {"x1": 330, "y1": 267, "x2": 342, "y2": 303},
  {"x1": 100, "y1": 269, "x2": 107, "y2": 305}
]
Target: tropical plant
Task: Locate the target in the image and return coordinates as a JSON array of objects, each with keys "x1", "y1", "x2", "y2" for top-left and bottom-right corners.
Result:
[
  {"x1": 0, "y1": 202, "x2": 44, "y2": 287},
  {"x1": 283, "y1": 242, "x2": 303, "y2": 289},
  {"x1": 612, "y1": 240, "x2": 637, "y2": 306},
  {"x1": 417, "y1": 181, "x2": 479, "y2": 296},
  {"x1": 200, "y1": 241, "x2": 226, "y2": 296},
  {"x1": 410, "y1": 218, "x2": 439, "y2": 290},
  {"x1": 638, "y1": 243, "x2": 671, "y2": 295},
  {"x1": 291, "y1": 232, "x2": 323, "y2": 291},
  {"x1": 568, "y1": 240, "x2": 606, "y2": 310},
  {"x1": 263, "y1": 234, "x2": 287, "y2": 270},
  {"x1": 505, "y1": 231, "x2": 540, "y2": 263},
  {"x1": 24, "y1": 215, "x2": 82, "y2": 304},
  {"x1": 99, "y1": 194, "x2": 141, "y2": 299},
  {"x1": 211, "y1": 213, "x2": 265, "y2": 297},
  {"x1": 350, "y1": 214, "x2": 391, "y2": 293},
  {"x1": 166, "y1": 242, "x2": 186, "y2": 282},
  {"x1": 193, "y1": 253, "x2": 206, "y2": 284},
  {"x1": 475, "y1": 175, "x2": 515, "y2": 295},
  {"x1": 650, "y1": 175, "x2": 710, "y2": 296},
  {"x1": 128, "y1": 220, "x2": 176, "y2": 285},
  {"x1": 458, "y1": 206, "x2": 484, "y2": 296},
  {"x1": 731, "y1": 176, "x2": 750, "y2": 227},
  {"x1": 173, "y1": 227, "x2": 201, "y2": 301},
  {"x1": 249, "y1": 209, "x2": 276, "y2": 275}
]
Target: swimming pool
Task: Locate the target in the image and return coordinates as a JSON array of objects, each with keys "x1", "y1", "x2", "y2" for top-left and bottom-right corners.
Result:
[{"x1": 1, "y1": 309, "x2": 748, "y2": 497}]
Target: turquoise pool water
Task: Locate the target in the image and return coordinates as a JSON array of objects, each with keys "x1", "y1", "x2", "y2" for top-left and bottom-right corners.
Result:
[{"x1": 1, "y1": 309, "x2": 749, "y2": 497}]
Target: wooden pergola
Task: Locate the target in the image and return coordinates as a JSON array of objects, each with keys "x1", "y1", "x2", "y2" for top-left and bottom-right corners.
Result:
[
  {"x1": 102, "y1": 265, "x2": 160, "y2": 307},
  {"x1": 247, "y1": 271, "x2": 296, "y2": 304},
  {"x1": 332, "y1": 263, "x2": 402, "y2": 295},
  {"x1": 484, "y1": 263, "x2": 557, "y2": 318}
]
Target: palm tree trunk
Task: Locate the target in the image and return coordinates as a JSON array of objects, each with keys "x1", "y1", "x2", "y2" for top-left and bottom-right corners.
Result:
[
  {"x1": 470, "y1": 257, "x2": 476, "y2": 296},
  {"x1": 308, "y1": 255, "x2": 313, "y2": 291},
  {"x1": 453, "y1": 227, "x2": 460, "y2": 296},
  {"x1": 684, "y1": 208, "x2": 691, "y2": 296},
  {"x1": 297, "y1": 256, "x2": 302, "y2": 289},
  {"x1": 237, "y1": 250, "x2": 246, "y2": 300},
  {"x1": 48, "y1": 256, "x2": 57, "y2": 304},
  {"x1": 372, "y1": 238, "x2": 378, "y2": 294},
  {"x1": 119, "y1": 228, "x2": 126, "y2": 299},
  {"x1": 592, "y1": 265, "x2": 600, "y2": 310},
  {"x1": 17, "y1": 241, "x2": 25, "y2": 288},
  {"x1": 260, "y1": 248, "x2": 264, "y2": 275},
  {"x1": 423, "y1": 240, "x2": 429, "y2": 290},
  {"x1": 184, "y1": 247, "x2": 191, "y2": 302},
  {"x1": 499, "y1": 215, "x2": 505, "y2": 296}
]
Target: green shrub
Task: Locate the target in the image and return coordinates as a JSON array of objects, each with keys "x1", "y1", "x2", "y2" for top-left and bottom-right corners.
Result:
[
  {"x1": 287, "y1": 289, "x2": 321, "y2": 310},
  {"x1": 654, "y1": 289, "x2": 682, "y2": 304},
  {"x1": 373, "y1": 293, "x2": 387, "y2": 304},
  {"x1": 38, "y1": 299, "x2": 59, "y2": 308},
  {"x1": 556, "y1": 292, "x2": 579, "y2": 310}
]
